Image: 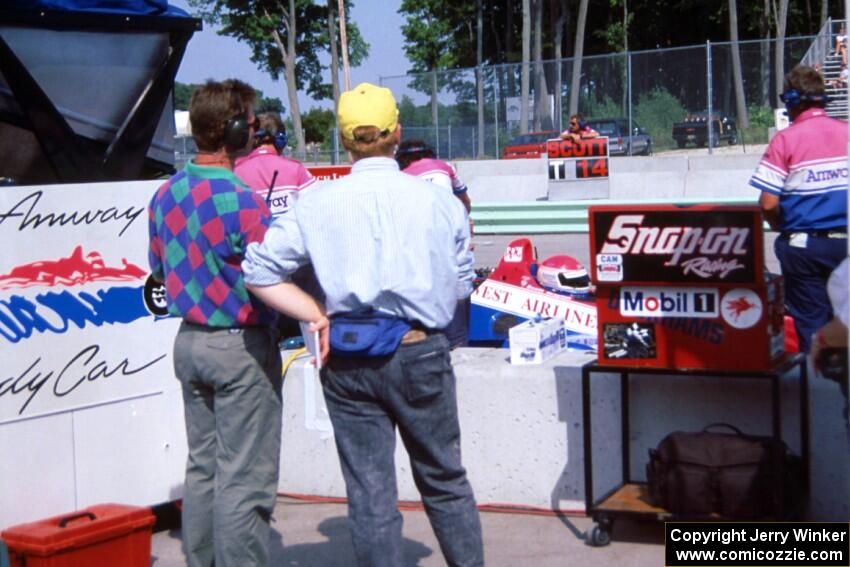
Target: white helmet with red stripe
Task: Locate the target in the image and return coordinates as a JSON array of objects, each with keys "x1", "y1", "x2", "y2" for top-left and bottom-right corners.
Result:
[{"x1": 536, "y1": 255, "x2": 591, "y2": 295}]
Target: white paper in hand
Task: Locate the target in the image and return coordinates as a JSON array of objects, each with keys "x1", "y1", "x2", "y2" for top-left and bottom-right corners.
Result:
[{"x1": 298, "y1": 321, "x2": 322, "y2": 370}]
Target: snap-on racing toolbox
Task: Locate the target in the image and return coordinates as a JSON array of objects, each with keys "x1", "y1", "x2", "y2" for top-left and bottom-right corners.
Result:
[
  {"x1": 589, "y1": 205, "x2": 786, "y2": 371},
  {"x1": 1, "y1": 504, "x2": 155, "y2": 567}
]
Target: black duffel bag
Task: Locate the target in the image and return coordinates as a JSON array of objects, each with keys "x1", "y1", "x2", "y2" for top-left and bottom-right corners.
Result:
[{"x1": 646, "y1": 423, "x2": 798, "y2": 519}]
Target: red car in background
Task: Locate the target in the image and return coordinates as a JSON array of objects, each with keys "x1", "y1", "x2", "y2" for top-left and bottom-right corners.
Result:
[{"x1": 501, "y1": 130, "x2": 559, "y2": 159}]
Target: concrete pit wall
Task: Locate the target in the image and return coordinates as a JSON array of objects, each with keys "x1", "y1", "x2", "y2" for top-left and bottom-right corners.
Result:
[
  {"x1": 280, "y1": 152, "x2": 850, "y2": 520},
  {"x1": 457, "y1": 154, "x2": 762, "y2": 202},
  {"x1": 279, "y1": 349, "x2": 850, "y2": 521}
]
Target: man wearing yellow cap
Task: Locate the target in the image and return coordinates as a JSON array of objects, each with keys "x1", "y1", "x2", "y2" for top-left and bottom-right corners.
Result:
[{"x1": 242, "y1": 83, "x2": 483, "y2": 566}]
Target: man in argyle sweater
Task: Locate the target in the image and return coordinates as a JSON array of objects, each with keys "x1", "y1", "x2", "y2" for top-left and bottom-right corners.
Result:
[{"x1": 148, "y1": 79, "x2": 327, "y2": 567}]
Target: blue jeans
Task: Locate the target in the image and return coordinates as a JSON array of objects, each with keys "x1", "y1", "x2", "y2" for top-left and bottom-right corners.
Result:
[
  {"x1": 775, "y1": 234, "x2": 845, "y2": 352},
  {"x1": 320, "y1": 333, "x2": 483, "y2": 567},
  {"x1": 444, "y1": 297, "x2": 471, "y2": 349}
]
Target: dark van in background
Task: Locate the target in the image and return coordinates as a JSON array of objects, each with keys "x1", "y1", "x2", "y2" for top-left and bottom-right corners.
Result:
[
  {"x1": 672, "y1": 113, "x2": 738, "y2": 148},
  {"x1": 585, "y1": 118, "x2": 653, "y2": 156}
]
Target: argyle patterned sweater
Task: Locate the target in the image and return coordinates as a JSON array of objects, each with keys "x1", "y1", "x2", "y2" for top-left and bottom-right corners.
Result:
[{"x1": 148, "y1": 161, "x2": 276, "y2": 327}]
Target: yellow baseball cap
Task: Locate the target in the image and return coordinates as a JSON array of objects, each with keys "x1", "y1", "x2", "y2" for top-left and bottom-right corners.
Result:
[{"x1": 338, "y1": 82, "x2": 399, "y2": 140}]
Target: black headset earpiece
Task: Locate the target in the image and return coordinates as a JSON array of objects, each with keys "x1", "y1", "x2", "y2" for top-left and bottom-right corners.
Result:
[
  {"x1": 255, "y1": 127, "x2": 288, "y2": 152},
  {"x1": 780, "y1": 89, "x2": 802, "y2": 109},
  {"x1": 223, "y1": 114, "x2": 251, "y2": 152},
  {"x1": 803, "y1": 92, "x2": 829, "y2": 104},
  {"x1": 274, "y1": 130, "x2": 288, "y2": 151},
  {"x1": 396, "y1": 144, "x2": 432, "y2": 157},
  {"x1": 780, "y1": 89, "x2": 828, "y2": 112}
]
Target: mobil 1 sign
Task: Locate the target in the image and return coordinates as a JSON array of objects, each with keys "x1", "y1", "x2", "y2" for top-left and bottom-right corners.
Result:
[
  {"x1": 590, "y1": 206, "x2": 763, "y2": 285},
  {"x1": 615, "y1": 287, "x2": 719, "y2": 318}
]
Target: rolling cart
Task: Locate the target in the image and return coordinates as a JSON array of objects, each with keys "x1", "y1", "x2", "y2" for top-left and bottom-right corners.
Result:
[{"x1": 581, "y1": 353, "x2": 808, "y2": 546}]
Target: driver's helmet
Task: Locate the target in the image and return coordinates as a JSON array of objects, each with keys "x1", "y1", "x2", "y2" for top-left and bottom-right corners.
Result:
[{"x1": 536, "y1": 255, "x2": 591, "y2": 295}]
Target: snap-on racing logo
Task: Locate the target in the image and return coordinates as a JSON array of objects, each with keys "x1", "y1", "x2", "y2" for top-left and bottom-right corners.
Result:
[{"x1": 597, "y1": 213, "x2": 753, "y2": 281}]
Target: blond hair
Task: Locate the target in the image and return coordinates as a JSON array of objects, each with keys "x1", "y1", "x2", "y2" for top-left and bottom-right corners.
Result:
[{"x1": 341, "y1": 126, "x2": 399, "y2": 160}]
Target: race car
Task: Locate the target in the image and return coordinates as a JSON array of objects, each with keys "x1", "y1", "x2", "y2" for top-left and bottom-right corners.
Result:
[{"x1": 468, "y1": 237, "x2": 597, "y2": 351}]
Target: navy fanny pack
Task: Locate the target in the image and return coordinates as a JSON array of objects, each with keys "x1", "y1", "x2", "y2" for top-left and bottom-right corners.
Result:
[{"x1": 329, "y1": 311, "x2": 412, "y2": 357}]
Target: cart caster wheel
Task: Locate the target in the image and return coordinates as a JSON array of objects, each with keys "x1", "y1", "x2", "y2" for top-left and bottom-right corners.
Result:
[{"x1": 589, "y1": 523, "x2": 611, "y2": 547}]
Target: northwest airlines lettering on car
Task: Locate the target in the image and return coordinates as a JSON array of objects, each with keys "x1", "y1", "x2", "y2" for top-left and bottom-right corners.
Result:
[
  {"x1": 471, "y1": 279, "x2": 596, "y2": 336},
  {"x1": 590, "y1": 207, "x2": 761, "y2": 284}
]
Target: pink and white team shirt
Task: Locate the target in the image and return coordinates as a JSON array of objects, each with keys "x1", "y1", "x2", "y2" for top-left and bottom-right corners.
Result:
[
  {"x1": 234, "y1": 147, "x2": 316, "y2": 217},
  {"x1": 402, "y1": 158, "x2": 468, "y2": 196},
  {"x1": 748, "y1": 108, "x2": 848, "y2": 231}
]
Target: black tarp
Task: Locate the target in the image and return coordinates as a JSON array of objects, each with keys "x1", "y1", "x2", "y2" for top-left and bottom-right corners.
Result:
[
  {"x1": 0, "y1": 4, "x2": 199, "y2": 184},
  {"x1": 6, "y1": 0, "x2": 188, "y2": 17}
]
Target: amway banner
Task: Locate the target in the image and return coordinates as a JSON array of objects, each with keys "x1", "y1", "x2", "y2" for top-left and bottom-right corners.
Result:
[{"x1": 0, "y1": 182, "x2": 179, "y2": 424}]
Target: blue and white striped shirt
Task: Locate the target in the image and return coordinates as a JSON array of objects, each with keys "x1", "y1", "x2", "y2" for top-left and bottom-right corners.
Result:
[
  {"x1": 242, "y1": 157, "x2": 474, "y2": 329},
  {"x1": 749, "y1": 108, "x2": 848, "y2": 231}
]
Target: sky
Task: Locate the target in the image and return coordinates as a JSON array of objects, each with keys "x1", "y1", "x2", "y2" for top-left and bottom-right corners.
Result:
[{"x1": 171, "y1": 0, "x2": 412, "y2": 113}]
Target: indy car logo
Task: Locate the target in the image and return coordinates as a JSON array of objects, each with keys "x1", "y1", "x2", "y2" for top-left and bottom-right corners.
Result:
[
  {"x1": 0, "y1": 245, "x2": 145, "y2": 290},
  {"x1": 599, "y1": 214, "x2": 749, "y2": 279}
]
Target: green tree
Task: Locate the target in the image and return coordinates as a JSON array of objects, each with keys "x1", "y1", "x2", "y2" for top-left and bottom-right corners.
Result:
[
  {"x1": 174, "y1": 82, "x2": 285, "y2": 115},
  {"x1": 188, "y1": 0, "x2": 367, "y2": 158},
  {"x1": 476, "y1": 0, "x2": 485, "y2": 156},
  {"x1": 174, "y1": 82, "x2": 196, "y2": 110},
  {"x1": 301, "y1": 107, "x2": 336, "y2": 145},
  {"x1": 532, "y1": 0, "x2": 551, "y2": 132},
  {"x1": 400, "y1": 0, "x2": 467, "y2": 131},
  {"x1": 581, "y1": 94, "x2": 621, "y2": 120},
  {"x1": 739, "y1": 104, "x2": 774, "y2": 143},
  {"x1": 398, "y1": 95, "x2": 433, "y2": 126},
  {"x1": 326, "y1": 0, "x2": 341, "y2": 111},
  {"x1": 568, "y1": 0, "x2": 589, "y2": 116},
  {"x1": 520, "y1": 0, "x2": 529, "y2": 133},
  {"x1": 592, "y1": 0, "x2": 632, "y2": 53},
  {"x1": 728, "y1": 0, "x2": 749, "y2": 129},
  {"x1": 256, "y1": 96, "x2": 285, "y2": 113},
  {"x1": 633, "y1": 87, "x2": 687, "y2": 151}
]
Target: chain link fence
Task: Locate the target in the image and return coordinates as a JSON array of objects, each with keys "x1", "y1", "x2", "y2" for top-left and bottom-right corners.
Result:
[
  {"x1": 175, "y1": 26, "x2": 844, "y2": 166},
  {"x1": 377, "y1": 30, "x2": 841, "y2": 160}
]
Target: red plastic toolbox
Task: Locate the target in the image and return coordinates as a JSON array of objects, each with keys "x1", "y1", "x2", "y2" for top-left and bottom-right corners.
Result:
[{"x1": 1, "y1": 504, "x2": 154, "y2": 567}]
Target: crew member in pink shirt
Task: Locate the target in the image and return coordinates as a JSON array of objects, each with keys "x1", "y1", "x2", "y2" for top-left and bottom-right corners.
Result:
[
  {"x1": 396, "y1": 139, "x2": 471, "y2": 213},
  {"x1": 397, "y1": 139, "x2": 472, "y2": 348},
  {"x1": 749, "y1": 65, "x2": 848, "y2": 352},
  {"x1": 235, "y1": 112, "x2": 315, "y2": 218},
  {"x1": 236, "y1": 112, "x2": 322, "y2": 341}
]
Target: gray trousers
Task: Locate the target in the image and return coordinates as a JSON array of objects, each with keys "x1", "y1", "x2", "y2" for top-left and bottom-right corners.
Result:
[{"x1": 173, "y1": 322, "x2": 283, "y2": 567}]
